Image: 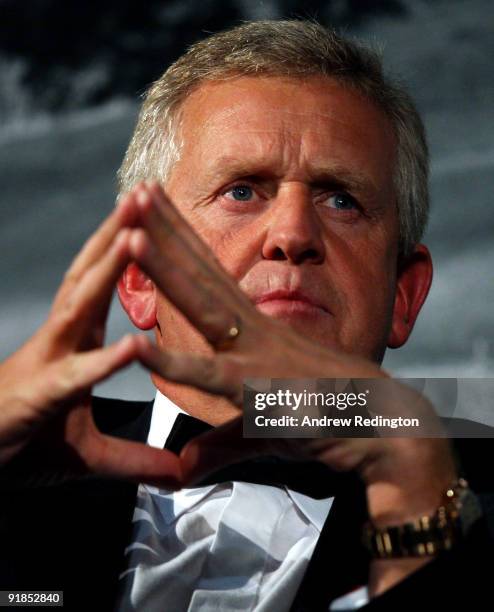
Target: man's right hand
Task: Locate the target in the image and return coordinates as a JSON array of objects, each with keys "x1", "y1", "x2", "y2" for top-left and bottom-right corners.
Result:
[{"x1": 0, "y1": 196, "x2": 181, "y2": 488}]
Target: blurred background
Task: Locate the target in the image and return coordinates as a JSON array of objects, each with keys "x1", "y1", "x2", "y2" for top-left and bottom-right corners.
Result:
[{"x1": 1, "y1": 0, "x2": 493, "y2": 404}]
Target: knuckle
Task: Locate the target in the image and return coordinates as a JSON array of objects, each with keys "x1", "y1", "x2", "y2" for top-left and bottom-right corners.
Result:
[
  {"x1": 62, "y1": 269, "x2": 80, "y2": 289},
  {"x1": 198, "y1": 356, "x2": 218, "y2": 385},
  {"x1": 216, "y1": 355, "x2": 241, "y2": 383},
  {"x1": 51, "y1": 354, "x2": 86, "y2": 397},
  {"x1": 153, "y1": 350, "x2": 173, "y2": 377},
  {"x1": 54, "y1": 298, "x2": 80, "y2": 328},
  {"x1": 202, "y1": 311, "x2": 234, "y2": 346},
  {"x1": 57, "y1": 356, "x2": 78, "y2": 393},
  {"x1": 214, "y1": 355, "x2": 243, "y2": 396}
]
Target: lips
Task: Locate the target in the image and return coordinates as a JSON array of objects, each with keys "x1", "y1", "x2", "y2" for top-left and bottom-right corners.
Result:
[{"x1": 253, "y1": 289, "x2": 330, "y2": 315}]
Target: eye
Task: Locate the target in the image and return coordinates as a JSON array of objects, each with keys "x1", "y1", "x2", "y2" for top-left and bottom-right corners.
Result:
[
  {"x1": 324, "y1": 192, "x2": 359, "y2": 210},
  {"x1": 225, "y1": 185, "x2": 254, "y2": 201}
]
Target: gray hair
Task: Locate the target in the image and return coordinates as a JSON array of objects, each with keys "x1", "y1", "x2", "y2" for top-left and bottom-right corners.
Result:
[{"x1": 118, "y1": 20, "x2": 429, "y2": 257}]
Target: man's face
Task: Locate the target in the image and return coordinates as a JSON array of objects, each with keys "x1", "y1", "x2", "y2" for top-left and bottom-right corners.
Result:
[{"x1": 157, "y1": 75, "x2": 400, "y2": 362}]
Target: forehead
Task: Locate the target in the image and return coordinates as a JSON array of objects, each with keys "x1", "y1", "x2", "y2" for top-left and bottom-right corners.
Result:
[{"x1": 174, "y1": 75, "x2": 396, "y2": 189}]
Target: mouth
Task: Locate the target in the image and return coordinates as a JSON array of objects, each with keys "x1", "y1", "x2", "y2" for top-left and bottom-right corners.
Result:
[{"x1": 253, "y1": 290, "x2": 330, "y2": 318}]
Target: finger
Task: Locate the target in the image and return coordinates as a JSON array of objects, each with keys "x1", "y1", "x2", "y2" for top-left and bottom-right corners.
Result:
[
  {"x1": 179, "y1": 418, "x2": 270, "y2": 486},
  {"x1": 135, "y1": 337, "x2": 243, "y2": 405},
  {"x1": 3, "y1": 336, "x2": 145, "y2": 462},
  {"x1": 68, "y1": 229, "x2": 131, "y2": 322},
  {"x1": 179, "y1": 419, "x2": 368, "y2": 487},
  {"x1": 129, "y1": 227, "x2": 245, "y2": 348},
  {"x1": 52, "y1": 194, "x2": 138, "y2": 310},
  {"x1": 85, "y1": 433, "x2": 183, "y2": 488},
  {"x1": 50, "y1": 230, "x2": 131, "y2": 346},
  {"x1": 134, "y1": 183, "x2": 250, "y2": 310},
  {"x1": 146, "y1": 181, "x2": 228, "y2": 270},
  {"x1": 133, "y1": 183, "x2": 258, "y2": 347},
  {"x1": 40, "y1": 335, "x2": 144, "y2": 406}
]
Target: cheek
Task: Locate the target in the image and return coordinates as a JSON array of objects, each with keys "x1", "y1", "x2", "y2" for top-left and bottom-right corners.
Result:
[
  {"x1": 330, "y1": 236, "x2": 397, "y2": 351},
  {"x1": 188, "y1": 210, "x2": 256, "y2": 277}
]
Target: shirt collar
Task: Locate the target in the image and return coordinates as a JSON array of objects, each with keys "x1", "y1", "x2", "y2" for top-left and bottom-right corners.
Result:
[
  {"x1": 148, "y1": 390, "x2": 333, "y2": 532},
  {"x1": 147, "y1": 390, "x2": 187, "y2": 449}
]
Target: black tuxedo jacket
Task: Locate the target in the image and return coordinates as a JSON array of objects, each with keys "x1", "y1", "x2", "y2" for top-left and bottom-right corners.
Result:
[{"x1": 1, "y1": 397, "x2": 493, "y2": 611}]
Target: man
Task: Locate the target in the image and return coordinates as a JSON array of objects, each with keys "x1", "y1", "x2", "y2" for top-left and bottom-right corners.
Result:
[{"x1": 0, "y1": 20, "x2": 492, "y2": 611}]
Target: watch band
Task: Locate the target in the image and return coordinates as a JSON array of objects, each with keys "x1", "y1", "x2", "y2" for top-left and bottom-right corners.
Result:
[{"x1": 362, "y1": 478, "x2": 483, "y2": 559}]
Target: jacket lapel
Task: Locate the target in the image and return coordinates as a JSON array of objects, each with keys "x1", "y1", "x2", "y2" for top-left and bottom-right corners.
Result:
[{"x1": 290, "y1": 474, "x2": 370, "y2": 612}]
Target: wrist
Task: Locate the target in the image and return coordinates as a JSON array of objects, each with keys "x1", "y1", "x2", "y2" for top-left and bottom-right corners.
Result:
[
  {"x1": 365, "y1": 477, "x2": 482, "y2": 599},
  {"x1": 363, "y1": 478, "x2": 482, "y2": 560},
  {"x1": 364, "y1": 439, "x2": 458, "y2": 527},
  {"x1": 366, "y1": 477, "x2": 453, "y2": 529}
]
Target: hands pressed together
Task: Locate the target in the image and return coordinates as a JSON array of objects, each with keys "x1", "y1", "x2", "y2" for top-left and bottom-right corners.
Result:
[{"x1": 0, "y1": 182, "x2": 457, "y2": 582}]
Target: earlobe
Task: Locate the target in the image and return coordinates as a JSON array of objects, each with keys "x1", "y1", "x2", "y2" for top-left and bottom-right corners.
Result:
[
  {"x1": 117, "y1": 263, "x2": 157, "y2": 330},
  {"x1": 387, "y1": 244, "x2": 433, "y2": 349}
]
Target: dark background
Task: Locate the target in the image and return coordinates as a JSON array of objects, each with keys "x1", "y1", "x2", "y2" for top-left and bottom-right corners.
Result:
[{"x1": 1, "y1": 0, "x2": 493, "y2": 419}]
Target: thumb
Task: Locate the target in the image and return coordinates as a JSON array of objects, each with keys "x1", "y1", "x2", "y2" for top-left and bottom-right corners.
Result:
[
  {"x1": 179, "y1": 417, "x2": 269, "y2": 486},
  {"x1": 84, "y1": 433, "x2": 183, "y2": 488}
]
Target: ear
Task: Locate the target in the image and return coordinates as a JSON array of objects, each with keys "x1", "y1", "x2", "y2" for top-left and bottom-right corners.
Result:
[
  {"x1": 117, "y1": 263, "x2": 157, "y2": 330},
  {"x1": 387, "y1": 244, "x2": 433, "y2": 349}
]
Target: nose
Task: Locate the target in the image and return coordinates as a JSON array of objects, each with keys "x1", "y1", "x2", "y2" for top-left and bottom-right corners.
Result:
[{"x1": 261, "y1": 184, "x2": 326, "y2": 265}]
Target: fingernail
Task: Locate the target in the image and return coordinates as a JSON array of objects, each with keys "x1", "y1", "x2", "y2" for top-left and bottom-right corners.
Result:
[
  {"x1": 114, "y1": 228, "x2": 130, "y2": 247},
  {"x1": 136, "y1": 190, "x2": 149, "y2": 207},
  {"x1": 119, "y1": 334, "x2": 134, "y2": 349}
]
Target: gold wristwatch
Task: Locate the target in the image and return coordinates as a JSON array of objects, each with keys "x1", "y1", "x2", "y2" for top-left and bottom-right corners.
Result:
[{"x1": 362, "y1": 478, "x2": 483, "y2": 559}]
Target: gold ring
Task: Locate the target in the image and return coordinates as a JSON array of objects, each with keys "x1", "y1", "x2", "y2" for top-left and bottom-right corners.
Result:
[{"x1": 214, "y1": 316, "x2": 242, "y2": 351}]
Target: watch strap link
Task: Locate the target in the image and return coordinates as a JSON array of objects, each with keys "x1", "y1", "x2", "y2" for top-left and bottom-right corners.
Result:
[{"x1": 362, "y1": 478, "x2": 483, "y2": 559}]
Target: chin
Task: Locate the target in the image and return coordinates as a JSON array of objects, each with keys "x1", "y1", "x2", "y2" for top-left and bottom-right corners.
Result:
[
  {"x1": 273, "y1": 315, "x2": 385, "y2": 364},
  {"x1": 269, "y1": 314, "x2": 337, "y2": 347}
]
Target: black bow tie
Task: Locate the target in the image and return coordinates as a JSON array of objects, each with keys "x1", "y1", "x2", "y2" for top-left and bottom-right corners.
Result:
[
  {"x1": 164, "y1": 413, "x2": 360, "y2": 499},
  {"x1": 165, "y1": 413, "x2": 213, "y2": 455}
]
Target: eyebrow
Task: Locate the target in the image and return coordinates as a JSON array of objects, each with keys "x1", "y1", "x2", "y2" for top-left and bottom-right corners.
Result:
[{"x1": 202, "y1": 155, "x2": 380, "y2": 198}]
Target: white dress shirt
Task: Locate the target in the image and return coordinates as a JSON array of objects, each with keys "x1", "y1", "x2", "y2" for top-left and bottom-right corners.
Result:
[{"x1": 115, "y1": 392, "x2": 367, "y2": 611}]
